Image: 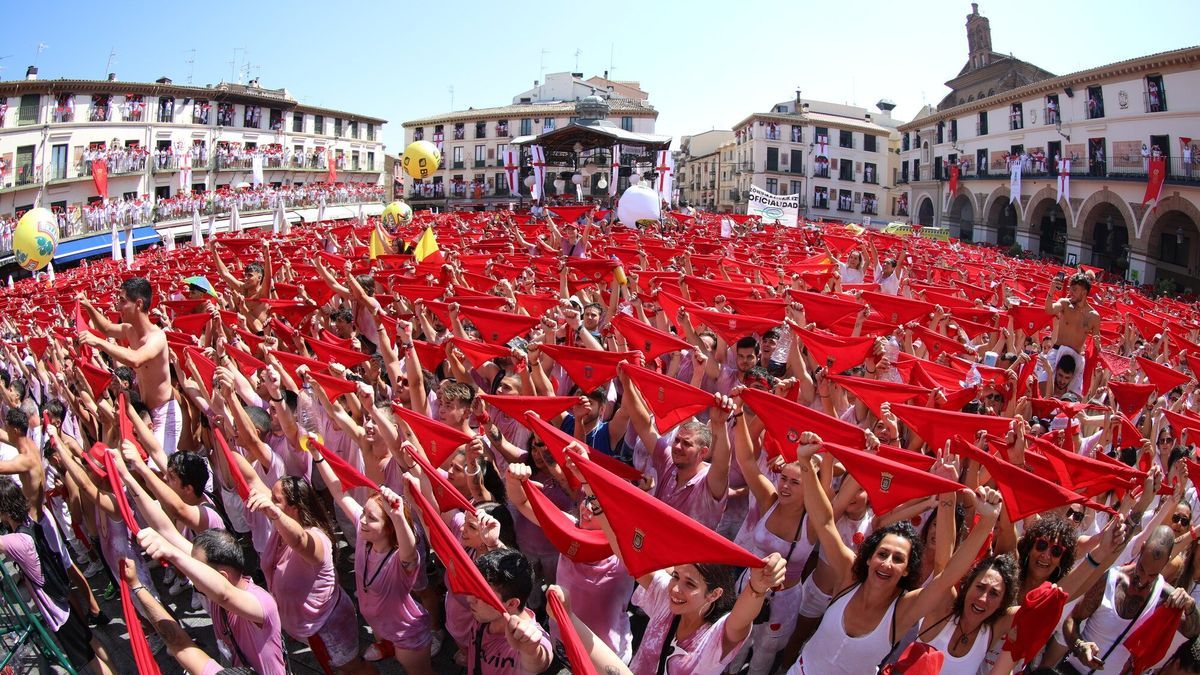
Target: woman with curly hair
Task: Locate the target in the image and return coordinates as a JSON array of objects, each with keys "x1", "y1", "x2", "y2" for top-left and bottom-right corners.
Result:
[
  {"x1": 785, "y1": 435, "x2": 1003, "y2": 674},
  {"x1": 911, "y1": 554, "x2": 1020, "y2": 673}
]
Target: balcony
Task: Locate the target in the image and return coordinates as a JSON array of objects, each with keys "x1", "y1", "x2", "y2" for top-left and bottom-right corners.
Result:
[
  {"x1": 216, "y1": 156, "x2": 253, "y2": 171},
  {"x1": 452, "y1": 161, "x2": 464, "y2": 169},
  {"x1": 812, "y1": 199, "x2": 830, "y2": 210},
  {"x1": 14, "y1": 166, "x2": 39, "y2": 186},
  {"x1": 474, "y1": 160, "x2": 486, "y2": 169},
  {"x1": 51, "y1": 109, "x2": 74, "y2": 124},
  {"x1": 79, "y1": 155, "x2": 147, "y2": 176},
  {"x1": 90, "y1": 108, "x2": 111, "y2": 122},
  {"x1": 812, "y1": 167, "x2": 831, "y2": 179},
  {"x1": 157, "y1": 111, "x2": 175, "y2": 124}
]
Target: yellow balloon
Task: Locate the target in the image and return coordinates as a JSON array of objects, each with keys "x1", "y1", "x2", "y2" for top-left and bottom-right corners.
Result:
[
  {"x1": 401, "y1": 141, "x2": 441, "y2": 180},
  {"x1": 13, "y1": 208, "x2": 58, "y2": 271},
  {"x1": 299, "y1": 432, "x2": 324, "y2": 454},
  {"x1": 381, "y1": 201, "x2": 413, "y2": 228}
]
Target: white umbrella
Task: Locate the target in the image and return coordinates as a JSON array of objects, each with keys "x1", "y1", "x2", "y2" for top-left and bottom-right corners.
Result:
[
  {"x1": 163, "y1": 228, "x2": 176, "y2": 252},
  {"x1": 191, "y1": 206, "x2": 203, "y2": 247},
  {"x1": 207, "y1": 208, "x2": 217, "y2": 238},
  {"x1": 275, "y1": 199, "x2": 290, "y2": 237},
  {"x1": 317, "y1": 197, "x2": 326, "y2": 223},
  {"x1": 124, "y1": 225, "x2": 134, "y2": 268},
  {"x1": 230, "y1": 201, "x2": 241, "y2": 233}
]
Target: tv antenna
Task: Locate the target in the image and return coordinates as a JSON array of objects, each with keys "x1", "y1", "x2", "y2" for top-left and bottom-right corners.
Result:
[
  {"x1": 574, "y1": 48, "x2": 582, "y2": 72},
  {"x1": 448, "y1": 85, "x2": 454, "y2": 111},
  {"x1": 539, "y1": 48, "x2": 550, "y2": 79},
  {"x1": 186, "y1": 49, "x2": 196, "y2": 85},
  {"x1": 34, "y1": 43, "x2": 47, "y2": 66},
  {"x1": 104, "y1": 48, "x2": 117, "y2": 77}
]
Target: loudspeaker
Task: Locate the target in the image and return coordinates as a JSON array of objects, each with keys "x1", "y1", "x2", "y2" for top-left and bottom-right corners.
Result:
[{"x1": 1064, "y1": 87, "x2": 1074, "y2": 98}]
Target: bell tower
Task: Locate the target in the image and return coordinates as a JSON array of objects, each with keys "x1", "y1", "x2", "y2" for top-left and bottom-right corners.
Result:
[{"x1": 966, "y1": 3, "x2": 993, "y2": 71}]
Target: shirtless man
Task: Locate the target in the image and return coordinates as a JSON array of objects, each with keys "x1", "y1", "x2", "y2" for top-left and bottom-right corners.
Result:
[
  {"x1": 78, "y1": 277, "x2": 180, "y2": 455},
  {"x1": 211, "y1": 241, "x2": 271, "y2": 332},
  {"x1": 1044, "y1": 272, "x2": 1100, "y2": 396}
]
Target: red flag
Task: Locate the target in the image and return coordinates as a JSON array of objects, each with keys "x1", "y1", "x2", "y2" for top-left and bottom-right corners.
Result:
[
  {"x1": 524, "y1": 412, "x2": 643, "y2": 485},
  {"x1": 826, "y1": 374, "x2": 929, "y2": 418},
  {"x1": 860, "y1": 291, "x2": 935, "y2": 326},
  {"x1": 1164, "y1": 409, "x2": 1200, "y2": 445},
  {"x1": 1124, "y1": 605, "x2": 1183, "y2": 675},
  {"x1": 303, "y1": 336, "x2": 370, "y2": 369},
  {"x1": 1008, "y1": 305, "x2": 1054, "y2": 336},
  {"x1": 326, "y1": 152, "x2": 338, "y2": 184},
  {"x1": 405, "y1": 476, "x2": 506, "y2": 613},
  {"x1": 307, "y1": 370, "x2": 358, "y2": 401},
  {"x1": 77, "y1": 360, "x2": 113, "y2": 397},
  {"x1": 185, "y1": 347, "x2": 218, "y2": 396},
  {"x1": 411, "y1": 339, "x2": 448, "y2": 370},
  {"x1": 566, "y1": 448, "x2": 763, "y2": 578},
  {"x1": 456, "y1": 304, "x2": 541, "y2": 345},
  {"x1": 116, "y1": 392, "x2": 148, "y2": 462},
  {"x1": 611, "y1": 314, "x2": 693, "y2": 361},
  {"x1": 890, "y1": 403, "x2": 1013, "y2": 453},
  {"x1": 447, "y1": 337, "x2": 511, "y2": 368},
  {"x1": 1142, "y1": 156, "x2": 1167, "y2": 208},
  {"x1": 739, "y1": 388, "x2": 865, "y2": 459},
  {"x1": 1136, "y1": 356, "x2": 1191, "y2": 395},
  {"x1": 1108, "y1": 381, "x2": 1157, "y2": 416},
  {"x1": 1003, "y1": 582, "x2": 1068, "y2": 666},
  {"x1": 213, "y1": 427, "x2": 251, "y2": 500},
  {"x1": 621, "y1": 363, "x2": 714, "y2": 433},
  {"x1": 310, "y1": 438, "x2": 378, "y2": 492},
  {"x1": 404, "y1": 443, "x2": 474, "y2": 513},
  {"x1": 950, "y1": 437, "x2": 1098, "y2": 521},
  {"x1": 118, "y1": 561, "x2": 162, "y2": 675},
  {"x1": 101, "y1": 451, "x2": 142, "y2": 537},
  {"x1": 170, "y1": 312, "x2": 212, "y2": 335},
  {"x1": 477, "y1": 394, "x2": 578, "y2": 426},
  {"x1": 225, "y1": 346, "x2": 267, "y2": 379},
  {"x1": 820, "y1": 442, "x2": 964, "y2": 514},
  {"x1": 261, "y1": 299, "x2": 317, "y2": 326},
  {"x1": 268, "y1": 349, "x2": 330, "y2": 382},
  {"x1": 522, "y1": 480, "x2": 611, "y2": 564},
  {"x1": 547, "y1": 589, "x2": 600, "y2": 675},
  {"x1": 391, "y1": 405, "x2": 474, "y2": 467},
  {"x1": 948, "y1": 164, "x2": 959, "y2": 201},
  {"x1": 688, "y1": 308, "x2": 780, "y2": 345},
  {"x1": 91, "y1": 159, "x2": 109, "y2": 200},
  {"x1": 791, "y1": 323, "x2": 876, "y2": 370},
  {"x1": 909, "y1": 325, "x2": 973, "y2": 359},
  {"x1": 538, "y1": 343, "x2": 640, "y2": 393}
]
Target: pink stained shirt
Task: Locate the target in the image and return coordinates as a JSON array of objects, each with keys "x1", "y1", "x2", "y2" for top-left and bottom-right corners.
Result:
[
  {"x1": 0, "y1": 532, "x2": 70, "y2": 631},
  {"x1": 246, "y1": 449, "x2": 285, "y2": 555},
  {"x1": 210, "y1": 579, "x2": 286, "y2": 675},
  {"x1": 268, "y1": 432, "x2": 311, "y2": 484},
  {"x1": 465, "y1": 609, "x2": 553, "y2": 675},
  {"x1": 261, "y1": 526, "x2": 338, "y2": 639},
  {"x1": 629, "y1": 571, "x2": 746, "y2": 675},
  {"x1": 651, "y1": 436, "x2": 727, "y2": 529},
  {"x1": 557, "y1": 553, "x2": 635, "y2": 662},
  {"x1": 347, "y1": 501, "x2": 432, "y2": 650}
]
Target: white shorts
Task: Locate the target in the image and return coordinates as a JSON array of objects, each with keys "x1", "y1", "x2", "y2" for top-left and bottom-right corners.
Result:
[
  {"x1": 798, "y1": 573, "x2": 833, "y2": 619},
  {"x1": 150, "y1": 398, "x2": 183, "y2": 458}
]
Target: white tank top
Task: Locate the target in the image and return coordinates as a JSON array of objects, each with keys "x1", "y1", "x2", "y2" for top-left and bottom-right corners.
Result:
[
  {"x1": 789, "y1": 586, "x2": 899, "y2": 675},
  {"x1": 921, "y1": 616, "x2": 991, "y2": 675},
  {"x1": 1067, "y1": 568, "x2": 1165, "y2": 675}
]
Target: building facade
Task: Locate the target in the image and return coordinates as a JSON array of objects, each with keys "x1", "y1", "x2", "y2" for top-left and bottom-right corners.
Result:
[
  {"x1": 676, "y1": 130, "x2": 733, "y2": 210},
  {"x1": 725, "y1": 97, "x2": 903, "y2": 223},
  {"x1": 400, "y1": 72, "x2": 658, "y2": 209},
  {"x1": 899, "y1": 16, "x2": 1200, "y2": 290},
  {"x1": 0, "y1": 68, "x2": 386, "y2": 236}
]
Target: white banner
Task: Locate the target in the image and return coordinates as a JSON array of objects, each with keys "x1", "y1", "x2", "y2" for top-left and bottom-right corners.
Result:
[
  {"x1": 1009, "y1": 160, "x2": 1022, "y2": 205},
  {"x1": 609, "y1": 144, "x2": 621, "y2": 197},
  {"x1": 503, "y1": 149, "x2": 520, "y2": 197},
  {"x1": 530, "y1": 145, "x2": 547, "y2": 202},
  {"x1": 251, "y1": 154, "x2": 264, "y2": 186},
  {"x1": 747, "y1": 185, "x2": 800, "y2": 227},
  {"x1": 1056, "y1": 158, "x2": 1071, "y2": 204}
]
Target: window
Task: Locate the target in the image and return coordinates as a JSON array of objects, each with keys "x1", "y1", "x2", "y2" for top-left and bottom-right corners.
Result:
[
  {"x1": 863, "y1": 162, "x2": 878, "y2": 184},
  {"x1": 15, "y1": 145, "x2": 35, "y2": 185},
  {"x1": 1045, "y1": 94, "x2": 1060, "y2": 125},
  {"x1": 621, "y1": 116, "x2": 633, "y2": 132},
  {"x1": 976, "y1": 148, "x2": 988, "y2": 176},
  {"x1": 862, "y1": 192, "x2": 878, "y2": 215},
  {"x1": 792, "y1": 125, "x2": 803, "y2": 143},
  {"x1": 901, "y1": 162, "x2": 909, "y2": 183},
  {"x1": 520, "y1": 118, "x2": 532, "y2": 136},
  {"x1": 217, "y1": 102, "x2": 234, "y2": 127},
  {"x1": 53, "y1": 93, "x2": 74, "y2": 123},
  {"x1": 349, "y1": 151, "x2": 359, "y2": 171},
  {"x1": 913, "y1": 158, "x2": 920, "y2": 181},
  {"x1": 367, "y1": 152, "x2": 375, "y2": 171},
  {"x1": 949, "y1": 120, "x2": 958, "y2": 143},
  {"x1": 367, "y1": 124, "x2": 375, "y2": 141},
  {"x1": 813, "y1": 186, "x2": 829, "y2": 209},
  {"x1": 839, "y1": 130, "x2": 853, "y2": 149},
  {"x1": 50, "y1": 144, "x2": 68, "y2": 180},
  {"x1": 977, "y1": 110, "x2": 988, "y2": 135},
  {"x1": 790, "y1": 149, "x2": 803, "y2": 174},
  {"x1": 837, "y1": 189, "x2": 854, "y2": 212},
  {"x1": 90, "y1": 95, "x2": 111, "y2": 122},
  {"x1": 1160, "y1": 232, "x2": 1190, "y2": 266},
  {"x1": 1146, "y1": 75, "x2": 1167, "y2": 113},
  {"x1": 474, "y1": 121, "x2": 486, "y2": 139},
  {"x1": 243, "y1": 105, "x2": 261, "y2": 128},
  {"x1": 314, "y1": 115, "x2": 324, "y2": 134},
  {"x1": 451, "y1": 146, "x2": 463, "y2": 169},
  {"x1": 193, "y1": 99, "x2": 210, "y2": 125},
  {"x1": 838, "y1": 159, "x2": 854, "y2": 181},
  {"x1": 496, "y1": 143, "x2": 508, "y2": 166},
  {"x1": 766, "y1": 147, "x2": 779, "y2": 172},
  {"x1": 495, "y1": 172, "x2": 507, "y2": 194},
  {"x1": 348, "y1": 121, "x2": 357, "y2": 139},
  {"x1": 474, "y1": 145, "x2": 486, "y2": 168},
  {"x1": 335, "y1": 119, "x2": 344, "y2": 137},
  {"x1": 766, "y1": 123, "x2": 781, "y2": 141},
  {"x1": 542, "y1": 118, "x2": 555, "y2": 132},
  {"x1": 766, "y1": 178, "x2": 778, "y2": 193},
  {"x1": 293, "y1": 113, "x2": 304, "y2": 133},
  {"x1": 934, "y1": 156, "x2": 943, "y2": 180},
  {"x1": 413, "y1": 126, "x2": 424, "y2": 141},
  {"x1": 864, "y1": 135, "x2": 877, "y2": 152},
  {"x1": 936, "y1": 122, "x2": 945, "y2": 145},
  {"x1": 902, "y1": 133, "x2": 910, "y2": 152},
  {"x1": 1009, "y1": 102, "x2": 1023, "y2": 130},
  {"x1": 1086, "y1": 86, "x2": 1105, "y2": 119},
  {"x1": 158, "y1": 96, "x2": 175, "y2": 123}
]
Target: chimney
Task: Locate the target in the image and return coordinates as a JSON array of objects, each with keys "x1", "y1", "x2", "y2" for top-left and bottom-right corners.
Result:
[
  {"x1": 571, "y1": 72, "x2": 583, "y2": 78},
  {"x1": 25, "y1": 66, "x2": 37, "y2": 81},
  {"x1": 603, "y1": 70, "x2": 608, "y2": 79},
  {"x1": 533, "y1": 80, "x2": 539, "y2": 87},
  {"x1": 107, "y1": 73, "x2": 117, "y2": 81},
  {"x1": 865, "y1": 113, "x2": 872, "y2": 122},
  {"x1": 795, "y1": 89, "x2": 802, "y2": 108}
]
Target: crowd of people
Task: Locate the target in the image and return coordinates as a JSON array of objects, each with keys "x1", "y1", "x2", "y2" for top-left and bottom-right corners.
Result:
[
  {"x1": 1, "y1": 207, "x2": 1199, "y2": 675},
  {"x1": 81, "y1": 145, "x2": 151, "y2": 176}
]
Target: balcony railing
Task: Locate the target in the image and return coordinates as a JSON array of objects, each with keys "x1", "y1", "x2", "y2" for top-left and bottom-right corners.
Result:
[
  {"x1": 51, "y1": 109, "x2": 74, "y2": 124},
  {"x1": 90, "y1": 108, "x2": 110, "y2": 122},
  {"x1": 812, "y1": 167, "x2": 831, "y2": 179},
  {"x1": 79, "y1": 156, "x2": 147, "y2": 176},
  {"x1": 14, "y1": 167, "x2": 40, "y2": 186}
]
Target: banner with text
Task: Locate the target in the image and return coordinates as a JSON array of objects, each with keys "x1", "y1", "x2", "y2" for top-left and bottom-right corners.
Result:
[{"x1": 747, "y1": 185, "x2": 800, "y2": 227}]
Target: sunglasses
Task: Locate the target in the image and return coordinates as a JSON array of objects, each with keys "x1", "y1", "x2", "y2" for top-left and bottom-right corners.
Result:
[
  {"x1": 1033, "y1": 537, "x2": 1066, "y2": 558},
  {"x1": 984, "y1": 393, "x2": 1004, "y2": 403},
  {"x1": 1173, "y1": 514, "x2": 1192, "y2": 527},
  {"x1": 1066, "y1": 510, "x2": 1085, "y2": 523}
]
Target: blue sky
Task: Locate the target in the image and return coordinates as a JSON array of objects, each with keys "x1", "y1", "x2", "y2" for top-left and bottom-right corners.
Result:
[{"x1": 5, "y1": 0, "x2": 1197, "y2": 153}]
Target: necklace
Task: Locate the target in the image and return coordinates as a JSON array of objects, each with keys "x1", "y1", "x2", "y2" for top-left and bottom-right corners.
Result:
[{"x1": 955, "y1": 618, "x2": 983, "y2": 648}]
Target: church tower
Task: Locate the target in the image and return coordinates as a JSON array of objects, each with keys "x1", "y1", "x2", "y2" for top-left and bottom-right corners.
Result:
[{"x1": 966, "y1": 3, "x2": 994, "y2": 71}]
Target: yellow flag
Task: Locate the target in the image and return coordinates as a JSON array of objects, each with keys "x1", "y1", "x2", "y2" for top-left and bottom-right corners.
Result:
[
  {"x1": 369, "y1": 225, "x2": 393, "y2": 260},
  {"x1": 413, "y1": 226, "x2": 441, "y2": 263}
]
